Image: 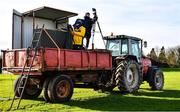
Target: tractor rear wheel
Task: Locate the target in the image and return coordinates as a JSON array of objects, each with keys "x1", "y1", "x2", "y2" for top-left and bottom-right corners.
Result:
[
  {"x1": 14, "y1": 76, "x2": 42, "y2": 99},
  {"x1": 147, "y1": 68, "x2": 164, "y2": 90},
  {"x1": 115, "y1": 60, "x2": 142, "y2": 93},
  {"x1": 48, "y1": 75, "x2": 73, "y2": 103}
]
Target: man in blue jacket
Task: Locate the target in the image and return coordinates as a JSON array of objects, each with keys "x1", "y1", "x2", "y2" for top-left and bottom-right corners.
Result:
[{"x1": 84, "y1": 12, "x2": 98, "y2": 48}]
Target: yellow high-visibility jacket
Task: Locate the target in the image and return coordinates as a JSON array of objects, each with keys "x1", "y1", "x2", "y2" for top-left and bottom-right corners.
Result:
[{"x1": 72, "y1": 26, "x2": 86, "y2": 45}]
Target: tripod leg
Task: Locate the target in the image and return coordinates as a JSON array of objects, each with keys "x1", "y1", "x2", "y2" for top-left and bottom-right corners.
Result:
[
  {"x1": 91, "y1": 22, "x2": 96, "y2": 49},
  {"x1": 97, "y1": 21, "x2": 106, "y2": 46}
]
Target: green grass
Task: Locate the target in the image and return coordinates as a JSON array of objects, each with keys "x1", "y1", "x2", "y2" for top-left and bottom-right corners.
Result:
[{"x1": 0, "y1": 70, "x2": 180, "y2": 111}]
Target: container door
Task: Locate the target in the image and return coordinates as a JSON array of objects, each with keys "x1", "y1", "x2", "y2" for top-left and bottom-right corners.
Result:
[{"x1": 12, "y1": 9, "x2": 22, "y2": 49}]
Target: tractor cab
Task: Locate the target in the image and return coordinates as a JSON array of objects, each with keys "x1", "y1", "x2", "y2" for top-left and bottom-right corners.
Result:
[{"x1": 104, "y1": 35, "x2": 143, "y2": 62}]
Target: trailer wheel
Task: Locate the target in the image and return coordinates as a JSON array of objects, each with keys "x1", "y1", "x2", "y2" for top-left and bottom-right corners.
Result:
[
  {"x1": 16, "y1": 76, "x2": 42, "y2": 99},
  {"x1": 147, "y1": 68, "x2": 164, "y2": 90},
  {"x1": 43, "y1": 77, "x2": 53, "y2": 102},
  {"x1": 115, "y1": 60, "x2": 142, "y2": 93},
  {"x1": 48, "y1": 75, "x2": 73, "y2": 103}
]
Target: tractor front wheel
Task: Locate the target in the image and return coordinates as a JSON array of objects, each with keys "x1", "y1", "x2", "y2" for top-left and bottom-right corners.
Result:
[{"x1": 147, "y1": 68, "x2": 164, "y2": 90}]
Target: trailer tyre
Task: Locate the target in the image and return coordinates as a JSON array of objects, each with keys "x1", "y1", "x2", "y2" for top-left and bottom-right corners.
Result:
[
  {"x1": 115, "y1": 60, "x2": 141, "y2": 93},
  {"x1": 15, "y1": 76, "x2": 42, "y2": 99},
  {"x1": 147, "y1": 68, "x2": 164, "y2": 90},
  {"x1": 48, "y1": 75, "x2": 73, "y2": 103},
  {"x1": 43, "y1": 77, "x2": 53, "y2": 102}
]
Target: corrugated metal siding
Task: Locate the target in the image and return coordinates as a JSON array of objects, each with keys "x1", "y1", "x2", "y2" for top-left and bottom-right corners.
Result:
[
  {"x1": 23, "y1": 17, "x2": 33, "y2": 48},
  {"x1": 22, "y1": 17, "x2": 56, "y2": 48},
  {"x1": 13, "y1": 14, "x2": 22, "y2": 49}
]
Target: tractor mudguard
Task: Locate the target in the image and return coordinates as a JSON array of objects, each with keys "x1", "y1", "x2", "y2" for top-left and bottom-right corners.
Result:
[{"x1": 115, "y1": 55, "x2": 138, "y2": 64}]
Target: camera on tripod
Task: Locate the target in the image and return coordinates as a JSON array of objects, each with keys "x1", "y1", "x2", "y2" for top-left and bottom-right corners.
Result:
[
  {"x1": 91, "y1": 8, "x2": 105, "y2": 49},
  {"x1": 92, "y1": 8, "x2": 97, "y2": 17}
]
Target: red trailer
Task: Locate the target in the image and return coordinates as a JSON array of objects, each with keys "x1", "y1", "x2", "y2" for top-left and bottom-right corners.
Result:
[{"x1": 2, "y1": 48, "x2": 112, "y2": 102}]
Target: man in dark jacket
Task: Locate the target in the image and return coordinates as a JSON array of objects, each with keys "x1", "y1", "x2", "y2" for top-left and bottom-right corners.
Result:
[{"x1": 84, "y1": 12, "x2": 98, "y2": 48}]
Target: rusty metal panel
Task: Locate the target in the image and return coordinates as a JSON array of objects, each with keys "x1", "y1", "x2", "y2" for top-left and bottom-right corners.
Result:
[
  {"x1": 4, "y1": 51, "x2": 15, "y2": 67},
  {"x1": 2, "y1": 48, "x2": 112, "y2": 74},
  {"x1": 82, "y1": 52, "x2": 89, "y2": 67},
  {"x1": 65, "y1": 50, "x2": 82, "y2": 67},
  {"x1": 2, "y1": 49, "x2": 43, "y2": 74},
  {"x1": 43, "y1": 49, "x2": 112, "y2": 70},
  {"x1": 97, "y1": 52, "x2": 111, "y2": 68},
  {"x1": 89, "y1": 52, "x2": 97, "y2": 67},
  {"x1": 45, "y1": 49, "x2": 58, "y2": 67}
]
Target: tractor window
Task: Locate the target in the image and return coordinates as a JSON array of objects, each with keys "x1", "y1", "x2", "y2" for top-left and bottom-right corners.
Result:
[
  {"x1": 121, "y1": 39, "x2": 128, "y2": 54},
  {"x1": 107, "y1": 40, "x2": 120, "y2": 56},
  {"x1": 131, "y1": 40, "x2": 140, "y2": 58}
]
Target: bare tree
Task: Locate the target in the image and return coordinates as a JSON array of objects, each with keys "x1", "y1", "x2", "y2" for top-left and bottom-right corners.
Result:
[
  {"x1": 149, "y1": 48, "x2": 158, "y2": 61},
  {"x1": 167, "y1": 50, "x2": 177, "y2": 67},
  {"x1": 158, "y1": 46, "x2": 167, "y2": 64}
]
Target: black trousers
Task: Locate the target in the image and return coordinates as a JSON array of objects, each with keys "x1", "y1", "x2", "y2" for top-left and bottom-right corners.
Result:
[
  {"x1": 73, "y1": 45, "x2": 84, "y2": 50},
  {"x1": 85, "y1": 33, "x2": 91, "y2": 48}
]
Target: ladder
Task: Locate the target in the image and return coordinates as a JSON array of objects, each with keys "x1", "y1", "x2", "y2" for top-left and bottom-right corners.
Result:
[{"x1": 8, "y1": 25, "x2": 44, "y2": 110}]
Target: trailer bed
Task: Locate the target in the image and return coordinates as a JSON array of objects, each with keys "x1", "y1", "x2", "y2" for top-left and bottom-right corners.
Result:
[{"x1": 2, "y1": 48, "x2": 112, "y2": 75}]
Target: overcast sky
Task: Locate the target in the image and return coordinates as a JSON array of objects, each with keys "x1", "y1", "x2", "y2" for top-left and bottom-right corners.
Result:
[{"x1": 0, "y1": 0, "x2": 179, "y2": 53}]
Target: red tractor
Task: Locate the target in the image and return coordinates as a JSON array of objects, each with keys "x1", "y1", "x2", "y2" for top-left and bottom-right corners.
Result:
[{"x1": 104, "y1": 35, "x2": 164, "y2": 92}]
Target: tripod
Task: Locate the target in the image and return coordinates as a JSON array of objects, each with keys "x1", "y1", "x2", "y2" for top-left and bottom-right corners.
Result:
[{"x1": 91, "y1": 8, "x2": 106, "y2": 49}]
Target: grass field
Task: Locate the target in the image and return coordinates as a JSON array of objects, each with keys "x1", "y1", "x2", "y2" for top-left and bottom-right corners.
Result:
[{"x1": 0, "y1": 69, "x2": 180, "y2": 111}]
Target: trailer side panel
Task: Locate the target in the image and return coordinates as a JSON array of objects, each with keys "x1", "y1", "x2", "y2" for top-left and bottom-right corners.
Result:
[{"x1": 2, "y1": 48, "x2": 112, "y2": 74}]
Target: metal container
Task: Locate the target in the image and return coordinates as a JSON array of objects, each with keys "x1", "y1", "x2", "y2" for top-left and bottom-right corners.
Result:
[
  {"x1": 12, "y1": 6, "x2": 77, "y2": 49},
  {"x1": 33, "y1": 29, "x2": 73, "y2": 49}
]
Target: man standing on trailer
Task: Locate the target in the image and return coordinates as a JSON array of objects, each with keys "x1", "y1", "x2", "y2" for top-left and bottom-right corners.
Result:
[
  {"x1": 71, "y1": 19, "x2": 86, "y2": 50},
  {"x1": 84, "y1": 11, "x2": 98, "y2": 48}
]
